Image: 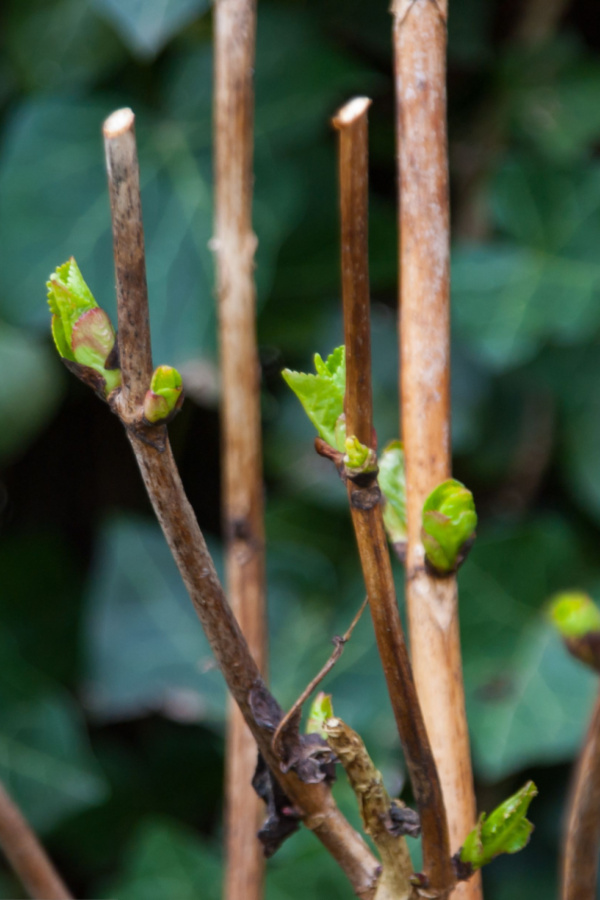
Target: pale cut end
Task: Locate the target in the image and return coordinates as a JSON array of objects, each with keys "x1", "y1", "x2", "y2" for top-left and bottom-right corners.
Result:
[
  {"x1": 332, "y1": 97, "x2": 372, "y2": 129},
  {"x1": 103, "y1": 108, "x2": 135, "y2": 139}
]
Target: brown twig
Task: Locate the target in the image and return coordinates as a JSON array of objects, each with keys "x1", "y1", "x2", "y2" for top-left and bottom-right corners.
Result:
[
  {"x1": 334, "y1": 96, "x2": 454, "y2": 896},
  {"x1": 392, "y1": 4, "x2": 480, "y2": 899},
  {"x1": 213, "y1": 2, "x2": 266, "y2": 898},
  {"x1": 102, "y1": 109, "x2": 380, "y2": 900},
  {"x1": 0, "y1": 781, "x2": 72, "y2": 900},
  {"x1": 272, "y1": 597, "x2": 369, "y2": 757},
  {"x1": 562, "y1": 687, "x2": 600, "y2": 900}
]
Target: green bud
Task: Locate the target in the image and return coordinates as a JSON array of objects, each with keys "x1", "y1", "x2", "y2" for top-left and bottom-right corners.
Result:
[
  {"x1": 143, "y1": 365, "x2": 184, "y2": 424},
  {"x1": 344, "y1": 435, "x2": 376, "y2": 473},
  {"x1": 459, "y1": 781, "x2": 537, "y2": 872},
  {"x1": 282, "y1": 346, "x2": 346, "y2": 450},
  {"x1": 378, "y1": 441, "x2": 407, "y2": 549},
  {"x1": 306, "y1": 692, "x2": 334, "y2": 739},
  {"x1": 550, "y1": 592, "x2": 600, "y2": 672},
  {"x1": 421, "y1": 479, "x2": 477, "y2": 575},
  {"x1": 46, "y1": 258, "x2": 121, "y2": 397}
]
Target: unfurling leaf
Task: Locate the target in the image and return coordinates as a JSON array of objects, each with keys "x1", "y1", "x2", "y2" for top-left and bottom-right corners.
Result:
[
  {"x1": 47, "y1": 258, "x2": 121, "y2": 396},
  {"x1": 378, "y1": 441, "x2": 407, "y2": 547},
  {"x1": 306, "y1": 692, "x2": 334, "y2": 739},
  {"x1": 458, "y1": 781, "x2": 537, "y2": 872},
  {"x1": 282, "y1": 346, "x2": 345, "y2": 450},
  {"x1": 550, "y1": 592, "x2": 600, "y2": 671},
  {"x1": 421, "y1": 478, "x2": 477, "y2": 575},
  {"x1": 143, "y1": 365, "x2": 184, "y2": 424}
]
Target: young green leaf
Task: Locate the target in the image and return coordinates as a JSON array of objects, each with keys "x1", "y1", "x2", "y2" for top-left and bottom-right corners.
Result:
[
  {"x1": 306, "y1": 692, "x2": 334, "y2": 739},
  {"x1": 46, "y1": 258, "x2": 121, "y2": 396},
  {"x1": 550, "y1": 591, "x2": 600, "y2": 671},
  {"x1": 459, "y1": 781, "x2": 537, "y2": 872},
  {"x1": 282, "y1": 346, "x2": 345, "y2": 450},
  {"x1": 143, "y1": 365, "x2": 184, "y2": 424},
  {"x1": 421, "y1": 478, "x2": 477, "y2": 574},
  {"x1": 378, "y1": 440, "x2": 407, "y2": 547}
]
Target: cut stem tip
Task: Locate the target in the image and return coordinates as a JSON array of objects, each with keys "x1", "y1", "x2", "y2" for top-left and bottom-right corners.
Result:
[
  {"x1": 103, "y1": 107, "x2": 135, "y2": 139},
  {"x1": 332, "y1": 97, "x2": 372, "y2": 129}
]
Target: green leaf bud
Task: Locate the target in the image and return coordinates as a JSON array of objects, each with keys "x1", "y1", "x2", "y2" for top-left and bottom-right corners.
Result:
[
  {"x1": 550, "y1": 592, "x2": 600, "y2": 672},
  {"x1": 421, "y1": 478, "x2": 477, "y2": 575},
  {"x1": 458, "y1": 781, "x2": 537, "y2": 872},
  {"x1": 282, "y1": 346, "x2": 346, "y2": 450},
  {"x1": 306, "y1": 692, "x2": 334, "y2": 739},
  {"x1": 143, "y1": 365, "x2": 184, "y2": 424},
  {"x1": 378, "y1": 440, "x2": 407, "y2": 548},
  {"x1": 344, "y1": 435, "x2": 376, "y2": 473}
]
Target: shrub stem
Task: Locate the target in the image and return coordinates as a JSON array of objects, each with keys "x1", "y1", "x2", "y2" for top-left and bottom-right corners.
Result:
[
  {"x1": 562, "y1": 687, "x2": 600, "y2": 900},
  {"x1": 213, "y1": 2, "x2": 267, "y2": 898},
  {"x1": 334, "y1": 96, "x2": 454, "y2": 896},
  {"x1": 392, "y1": 4, "x2": 480, "y2": 897},
  {"x1": 103, "y1": 108, "x2": 380, "y2": 900},
  {"x1": 0, "y1": 781, "x2": 72, "y2": 900}
]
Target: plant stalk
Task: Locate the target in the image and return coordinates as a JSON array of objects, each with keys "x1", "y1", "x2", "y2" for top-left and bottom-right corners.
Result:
[
  {"x1": 334, "y1": 96, "x2": 454, "y2": 896},
  {"x1": 213, "y1": 2, "x2": 267, "y2": 898},
  {"x1": 392, "y1": 4, "x2": 481, "y2": 897},
  {"x1": 0, "y1": 781, "x2": 72, "y2": 900},
  {"x1": 562, "y1": 687, "x2": 600, "y2": 900},
  {"x1": 103, "y1": 109, "x2": 380, "y2": 900}
]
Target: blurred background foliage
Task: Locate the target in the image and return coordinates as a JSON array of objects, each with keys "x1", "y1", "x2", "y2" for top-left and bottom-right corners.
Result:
[{"x1": 1, "y1": 0, "x2": 600, "y2": 896}]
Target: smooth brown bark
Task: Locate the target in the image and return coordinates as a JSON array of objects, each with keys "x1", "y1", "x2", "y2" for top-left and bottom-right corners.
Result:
[
  {"x1": 392, "y1": 4, "x2": 481, "y2": 898},
  {"x1": 103, "y1": 109, "x2": 381, "y2": 900},
  {"x1": 335, "y1": 97, "x2": 454, "y2": 896},
  {"x1": 562, "y1": 688, "x2": 600, "y2": 900},
  {"x1": 0, "y1": 782, "x2": 72, "y2": 900},
  {"x1": 213, "y1": 2, "x2": 266, "y2": 898}
]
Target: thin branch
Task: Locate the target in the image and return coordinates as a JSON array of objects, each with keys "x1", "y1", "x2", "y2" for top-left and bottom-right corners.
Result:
[
  {"x1": 103, "y1": 108, "x2": 153, "y2": 412},
  {"x1": 102, "y1": 109, "x2": 380, "y2": 900},
  {"x1": 324, "y1": 718, "x2": 414, "y2": 900},
  {"x1": 334, "y1": 96, "x2": 454, "y2": 896},
  {"x1": 272, "y1": 597, "x2": 369, "y2": 757},
  {"x1": 213, "y1": 2, "x2": 266, "y2": 899},
  {"x1": 392, "y1": 4, "x2": 481, "y2": 898},
  {"x1": 0, "y1": 781, "x2": 72, "y2": 900},
  {"x1": 562, "y1": 687, "x2": 600, "y2": 900}
]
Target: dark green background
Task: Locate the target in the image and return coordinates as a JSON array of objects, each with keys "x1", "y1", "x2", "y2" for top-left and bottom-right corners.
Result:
[{"x1": 1, "y1": 0, "x2": 600, "y2": 895}]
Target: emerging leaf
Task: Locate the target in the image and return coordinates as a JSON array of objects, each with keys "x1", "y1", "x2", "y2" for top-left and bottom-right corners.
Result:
[
  {"x1": 378, "y1": 441, "x2": 407, "y2": 546},
  {"x1": 459, "y1": 781, "x2": 537, "y2": 871},
  {"x1": 306, "y1": 692, "x2": 334, "y2": 739},
  {"x1": 46, "y1": 258, "x2": 121, "y2": 396},
  {"x1": 282, "y1": 346, "x2": 346, "y2": 450},
  {"x1": 421, "y1": 479, "x2": 477, "y2": 574},
  {"x1": 143, "y1": 365, "x2": 184, "y2": 424},
  {"x1": 47, "y1": 258, "x2": 98, "y2": 351},
  {"x1": 550, "y1": 592, "x2": 600, "y2": 671}
]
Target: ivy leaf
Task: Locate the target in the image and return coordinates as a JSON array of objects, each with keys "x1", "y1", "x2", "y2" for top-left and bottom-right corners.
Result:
[
  {"x1": 422, "y1": 479, "x2": 477, "y2": 574},
  {"x1": 282, "y1": 346, "x2": 345, "y2": 450},
  {"x1": 378, "y1": 441, "x2": 407, "y2": 546},
  {"x1": 459, "y1": 781, "x2": 537, "y2": 871},
  {"x1": 90, "y1": 0, "x2": 211, "y2": 60}
]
